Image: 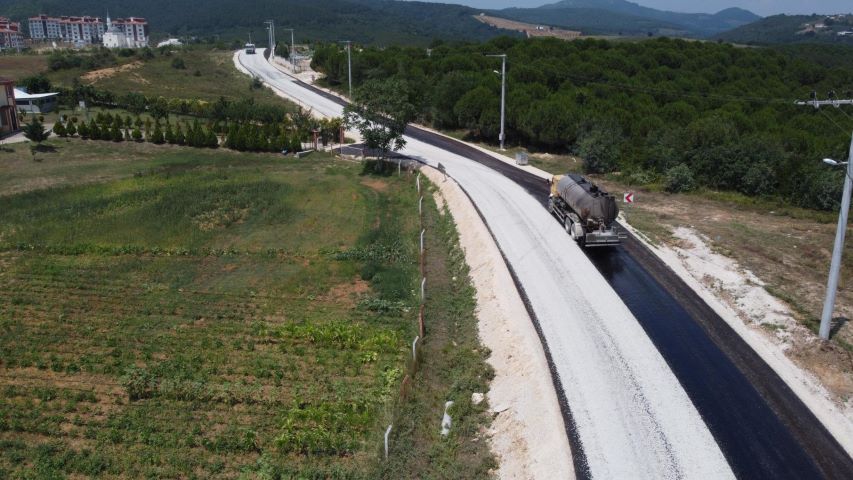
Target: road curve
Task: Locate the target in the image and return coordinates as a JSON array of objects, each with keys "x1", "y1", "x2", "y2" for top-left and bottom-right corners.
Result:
[{"x1": 236, "y1": 50, "x2": 851, "y2": 479}]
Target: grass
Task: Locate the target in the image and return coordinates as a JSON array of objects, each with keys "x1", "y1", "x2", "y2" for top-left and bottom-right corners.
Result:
[
  {"x1": 0, "y1": 54, "x2": 48, "y2": 81},
  {"x1": 377, "y1": 178, "x2": 495, "y2": 478},
  {"x1": 46, "y1": 46, "x2": 290, "y2": 109},
  {"x1": 0, "y1": 140, "x2": 423, "y2": 478},
  {"x1": 0, "y1": 140, "x2": 494, "y2": 478}
]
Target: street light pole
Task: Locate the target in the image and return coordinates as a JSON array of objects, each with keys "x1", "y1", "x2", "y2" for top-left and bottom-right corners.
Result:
[
  {"x1": 344, "y1": 41, "x2": 353, "y2": 99},
  {"x1": 264, "y1": 20, "x2": 275, "y2": 62},
  {"x1": 281, "y1": 28, "x2": 295, "y2": 69},
  {"x1": 819, "y1": 132, "x2": 853, "y2": 340},
  {"x1": 487, "y1": 54, "x2": 507, "y2": 150}
]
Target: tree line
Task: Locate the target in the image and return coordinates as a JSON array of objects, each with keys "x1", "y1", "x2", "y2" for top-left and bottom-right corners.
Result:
[
  {"x1": 27, "y1": 108, "x2": 343, "y2": 155},
  {"x1": 312, "y1": 37, "x2": 853, "y2": 211}
]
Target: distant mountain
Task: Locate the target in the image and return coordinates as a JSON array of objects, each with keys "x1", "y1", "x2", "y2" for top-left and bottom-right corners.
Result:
[
  {"x1": 493, "y1": 0, "x2": 761, "y2": 38},
  {"x1": 0, "y1": 0, "x2": 507, "y2": 45},
  {"x1": 714, "y1": 14, "x2": 853, "y2": 45}
]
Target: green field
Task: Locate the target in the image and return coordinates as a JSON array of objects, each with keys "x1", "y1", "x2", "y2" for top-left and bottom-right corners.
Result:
[{"x1": 0, "y1": 138, "x2": 484, "y2": 478}]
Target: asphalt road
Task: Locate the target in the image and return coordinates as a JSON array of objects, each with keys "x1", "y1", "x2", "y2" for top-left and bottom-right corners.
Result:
[{"x1": 237, "y1": 50, "x2": 853, "y2": 479}]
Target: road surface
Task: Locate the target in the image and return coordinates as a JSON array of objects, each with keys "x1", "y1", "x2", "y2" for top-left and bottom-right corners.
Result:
[{"x1": 237, "y1": 50, "x2": 852, "y2": 479}]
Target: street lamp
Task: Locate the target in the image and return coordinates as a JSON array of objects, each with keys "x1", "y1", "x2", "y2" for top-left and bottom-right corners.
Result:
[
  {"x1": 264, "y1": 20, "x2": 275, "y2": 62},
  {"x1": 341, "y1": 41, "x2": 353, "y2": 99},
  {"x1": 281, "y1": 28, "x2": 295, "y2": 69},
  {"x1": 818, "y1": 133, "x2": 853, "y2": 340},
  {"x1": 486, "y1": 54, "x2": 507, "y2": 150}
]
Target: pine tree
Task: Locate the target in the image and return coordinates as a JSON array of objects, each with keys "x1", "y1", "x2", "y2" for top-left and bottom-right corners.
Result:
[
  {"x1": 111, "y1": 123, "x2": 123, "y2": 142},
  {"x1": 151, "y1": 123, "x2": 164, "y2": 144},
  {"x1": 65, "y1": 122, "x2": 77, "y2": 137},
  {"x1": 88, "y1": 120, "x2": 101, "y2": 140},
  {"x1": 132, "y1": 127, "x2": 143, "y2": 142},
  {"x1": 77, "y1": 121, "x2": 89, "y2": 139},
  {"x1": 175, "y1": 124, "x2": 186, "y2": 146},
  {"x1": 165, "y1": 123, "x2": 176, "y2": 144},
  {"x1": 52, "y1": 120, "x2": 66, "y2": 138}
]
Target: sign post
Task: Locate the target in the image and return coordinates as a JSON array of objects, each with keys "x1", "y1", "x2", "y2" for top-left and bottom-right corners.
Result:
[{"x1": 623, "y1": 192, "x2": 634, "y2": 224}]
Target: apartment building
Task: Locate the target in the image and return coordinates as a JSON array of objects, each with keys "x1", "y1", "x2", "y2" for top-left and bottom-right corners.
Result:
[
  {"x1": 28, "y1": 14, "x2": 106, "y2": 45},
  {"x1": 0, "y1": 17, "x2": 23, "y2": 51},
  {"x1": 106, "y1": 17, "x2": 149, "y2": 48}
]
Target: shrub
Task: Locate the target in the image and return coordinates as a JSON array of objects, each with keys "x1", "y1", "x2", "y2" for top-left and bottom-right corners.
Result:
[
  {"x1": 665, "y1": 164, "x2": 697, "y2": 193},
  {"x1": 52, "y1": 121, "x2": 66, "y2": 138},
  {"x1": 171, "y1": 57, "x2": 186, "y2": 69}
]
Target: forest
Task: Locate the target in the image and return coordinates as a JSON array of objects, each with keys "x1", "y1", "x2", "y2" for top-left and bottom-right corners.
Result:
[{"x1": 312, "y1": 37, "x2": 853, "y2": 211}]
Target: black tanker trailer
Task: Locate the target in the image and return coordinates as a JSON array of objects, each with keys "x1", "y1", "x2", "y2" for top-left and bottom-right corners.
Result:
[{"x1": 548, "y1": 174, "x2": 625, "y2": 247}]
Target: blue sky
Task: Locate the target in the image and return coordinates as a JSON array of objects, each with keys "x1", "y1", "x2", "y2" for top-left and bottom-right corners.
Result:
[{"x1": 426, "y1": 1, "x2": 852, "y2": 17}]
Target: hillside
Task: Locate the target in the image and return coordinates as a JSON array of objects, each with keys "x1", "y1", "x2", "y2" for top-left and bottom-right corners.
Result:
[
  {"x1": 494, "y1": 0, "x2": 760, "y2": 38},
  {"x1": 715, "y1": 14, "x2": 853, "y2": 45},
  {"x1": 0, "y1": 0, "x2": 505, "y2": 45}
]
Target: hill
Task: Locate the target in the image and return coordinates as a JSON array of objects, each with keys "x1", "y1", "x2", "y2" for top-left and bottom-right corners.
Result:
[
  {"x1": 715, "y1": 14, "x2": 853, "y2": 45},
  {"x1": 493, "y1": 0, "x2": 760, "y2": 37},
  {"x1": 0, "y1": 0, "x2": 506, "y2": 45}
]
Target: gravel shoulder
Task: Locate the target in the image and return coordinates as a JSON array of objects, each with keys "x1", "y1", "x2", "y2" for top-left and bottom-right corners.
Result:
[{"x1": 420, "y1": 166, "x2": 574, "y2": 479}]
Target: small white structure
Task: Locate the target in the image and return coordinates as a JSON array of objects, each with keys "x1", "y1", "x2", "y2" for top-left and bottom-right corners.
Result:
[
  {"x1": 14, "y1": 88, "x2": 59, "y2": 114},
  {"x1": 156, "y1": 38, "x2": 182, "y2": 48}
]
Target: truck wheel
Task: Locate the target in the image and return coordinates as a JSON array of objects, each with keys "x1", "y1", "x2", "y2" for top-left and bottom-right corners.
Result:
[{"x1": 564, "y1": 217, "x2": 571, "y2": 234}]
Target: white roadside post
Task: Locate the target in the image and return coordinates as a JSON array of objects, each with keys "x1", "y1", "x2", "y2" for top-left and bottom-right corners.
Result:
[
  {"x1": 486, "y1": 54, "x2": 507, "y2": 150},
  {"x1": 819, "y1": 134, "x2": 853, "y2": 340}
]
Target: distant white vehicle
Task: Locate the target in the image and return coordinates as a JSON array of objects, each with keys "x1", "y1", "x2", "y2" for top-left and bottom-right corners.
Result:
[
  {"x1": 245, "y1": 43, "x2": 255, "y2": 54},
  {"x1": 838, "y1": 31, "x2": 853, "y2": 37},
  {"x1": 156, "y1": 38, "x2": 182, "y2": 48}
]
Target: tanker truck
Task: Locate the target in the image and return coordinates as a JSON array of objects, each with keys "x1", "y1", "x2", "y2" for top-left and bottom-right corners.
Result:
[{"x1": 548, "y1": 174, "x2": 625, "y2": 247}]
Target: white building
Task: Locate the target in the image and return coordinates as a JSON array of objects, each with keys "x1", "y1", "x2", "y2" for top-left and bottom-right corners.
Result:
[
  {"x1": 102, "y1": 15, "x2": 126, "y2": 48},
  {"x1": 0, "y1": 17, "x2": 23, "y2": 51},
  {"x1": 28, "y1": 15, "x2": 105, "y2": 45},
  {"x1": 156, "y1": 38, "x2": 182, "y2": 48},
  {"x1": 108, "y1": 17, "x2": 149, "y2": 48},
  {"x1": 14, "y1": 88, "x2": 59, "y2": 114}
]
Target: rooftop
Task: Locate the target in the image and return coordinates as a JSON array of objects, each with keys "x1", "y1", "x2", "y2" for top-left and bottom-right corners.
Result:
[{"x1": 13, "y1": 88, "x2": 59, "y2": 100}]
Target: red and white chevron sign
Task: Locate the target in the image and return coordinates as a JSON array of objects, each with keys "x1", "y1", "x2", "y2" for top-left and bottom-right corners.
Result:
[{"x1": 623, "y1": 192, "x2": 634, "y2": 204}]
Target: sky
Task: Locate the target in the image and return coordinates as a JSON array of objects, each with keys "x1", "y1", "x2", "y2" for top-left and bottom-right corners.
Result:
[{"x1": 429, "y1": 0, "x2": 852, "y2": 17}]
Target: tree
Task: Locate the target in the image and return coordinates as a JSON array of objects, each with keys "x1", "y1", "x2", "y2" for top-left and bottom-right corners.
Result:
[
  {"x1": 21, "y1": 75, "x2": 52, "y2": 94},
  {"x1": 150, "y1": 123, "x2": 165, "y2": 144},
  {"x1": 131, "y1": 127, "x2": 143, "y2": 142},
  {"x1": 343, "y1": 79, "x2": 416, "y2": 161},
  {"x1": 65, "y1": 122, "x2": 77, "y2": 137},
  {"x1": 52, "y1": 120, "x2": 67, "y2": 138},
  {"x1": 23, "y1": 119, "x2": 49, "y2": 144},
  {"x1": 665, "y1": 164, "x2": 697, "y2": 193}
]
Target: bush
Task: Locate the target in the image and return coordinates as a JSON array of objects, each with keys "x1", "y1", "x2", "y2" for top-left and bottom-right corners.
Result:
[
  {"x1": 171, "y1": 57, "x2": 186, "y2": 69},
  {"x1": 578, "y1": 127, "x2": 621, "y2": 174},
  {"x1": 665, "y1": 164, "x2": 697, "y2": 193}
]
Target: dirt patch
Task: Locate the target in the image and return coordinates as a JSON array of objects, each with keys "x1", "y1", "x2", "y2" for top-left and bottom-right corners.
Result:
[
  {"x1": 81, "y1": 61, "x2": 142, "y2": 83},
  {"x1": 474, "y1": 14, "x2": 582, "y2": 40},
  {"x1": 321, "y1": 277, "x2": 371, "y2": 307},
  {"x1": 360, "y1": 177, "x2": 389, "y2": 192}
]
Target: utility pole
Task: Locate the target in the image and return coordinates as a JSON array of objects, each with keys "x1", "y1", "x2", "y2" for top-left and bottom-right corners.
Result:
[
  {"x1": 264, "y1": 20, "x2": 275, "y2": 62},
  {"x1": 796, "y1": 92, "x2": 853, "y2": 340},
  {"x1": 486, "y1": 54, "x2": 507, "y2": 150},
  {"x1": 343, "y1": 41, "x2": 353, "y2": 99},
  {"x1": 282, "y1": 28, "x2": 295, "y2": 70}
]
